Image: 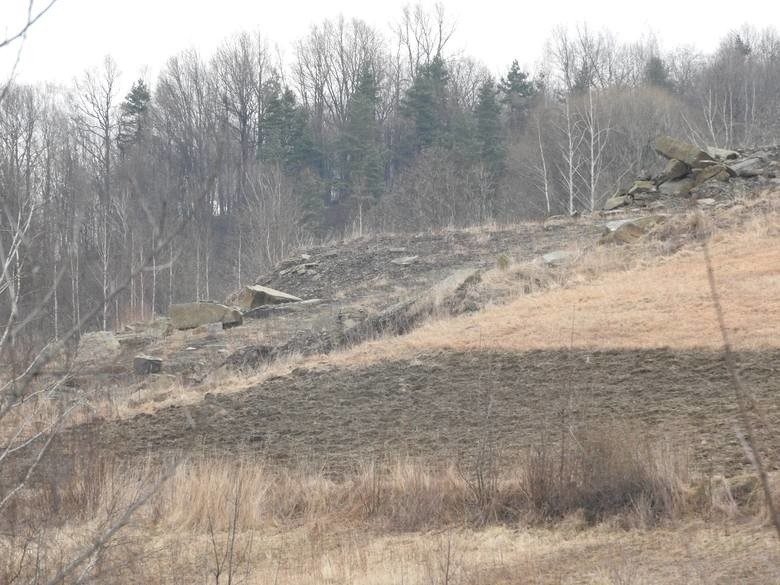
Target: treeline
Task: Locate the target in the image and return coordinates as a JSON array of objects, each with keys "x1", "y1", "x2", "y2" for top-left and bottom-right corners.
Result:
[{"x1": 2, "y1": 5, "x2": 780, "y2": 343}]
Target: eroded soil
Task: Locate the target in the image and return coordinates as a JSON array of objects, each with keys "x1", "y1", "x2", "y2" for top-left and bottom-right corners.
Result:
[{"x1": 78, "y1": 348, "x2": 780, "y2": 474}]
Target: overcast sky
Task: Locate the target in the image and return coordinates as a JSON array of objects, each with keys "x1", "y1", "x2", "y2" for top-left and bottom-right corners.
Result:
[{"x1": 2, "y1": 0, "x2": 779, "y2": 91}]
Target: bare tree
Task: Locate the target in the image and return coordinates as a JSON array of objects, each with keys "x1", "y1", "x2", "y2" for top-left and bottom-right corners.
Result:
[
  {"x1": 74, "y1": 56, "x2": 120, "y2": 330},
  {"x1": 394, "y1": 2, "x2": 455, "y2": 81}
]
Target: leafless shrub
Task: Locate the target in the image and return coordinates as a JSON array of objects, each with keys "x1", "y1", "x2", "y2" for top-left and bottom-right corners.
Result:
[{"x1": 521, "y1": 425, "x2": 689, "y2": 523}]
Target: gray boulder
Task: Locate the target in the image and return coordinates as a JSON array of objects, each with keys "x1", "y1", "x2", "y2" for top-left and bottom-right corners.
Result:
[
  {"x1": 654, "y1": 136, "x2": 713, "y2": 167},
  {"x1": 729, "y1": 157, "x2": 764, "y2": 177},
  {"x1": 657, "y1": 158, "x2": 690, "y2": 184},
  {"x1": 693, "y1": 164, "x2": 733, "y2": 186},
  {"x1": 628, "y1": 180, "x2": 657, "y2": 195},
  {"x1": 237, "y1": 285, "x2": 302, "y2": 310},
  {"x1": 603, "y1": 195, "x2": 630, "y2": 211},
  {"x1": 134, "y1": 355, "x2": 163, "y2": 375},
  {"x1": 658, "y1": 177, "x2": 696, "y2": 197},
  {"x1": 170, "y1": 302, "x2": 243, "y2": 330}
]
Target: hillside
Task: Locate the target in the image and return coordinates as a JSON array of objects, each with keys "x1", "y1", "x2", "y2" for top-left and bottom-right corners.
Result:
[
  {"x1": 65, "y1": 187, "x2": 780, "y2": 479},
  {"x1": 7, "y1": 164, "x2": 780, "y2": 585}
]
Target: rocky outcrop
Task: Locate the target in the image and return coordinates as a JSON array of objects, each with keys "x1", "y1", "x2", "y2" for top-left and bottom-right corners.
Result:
[
  {"x1": 237, "y1": 285, "x2": 302, "y2": 310},
  {"x1": 654, "y1": 136, "x2": 713, "y2": 167},
  {"x1": 170, "y1": 302, "x2": 243, "y2": 330},
  {"x1": 603, "y1": 138, "x2": 780, "y2": 213}
]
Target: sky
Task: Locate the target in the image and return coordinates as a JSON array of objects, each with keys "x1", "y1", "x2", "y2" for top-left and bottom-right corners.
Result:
[{"x1": 2, "y1": 0, "x2": 779, "y2": 92}]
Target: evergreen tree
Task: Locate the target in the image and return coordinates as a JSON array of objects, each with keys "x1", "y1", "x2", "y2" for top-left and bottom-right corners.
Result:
[
  {"x1": 118, "y1": 79, "x2": 151, "y2": 151},
  {"x1": 261, "y1": 83, "x2": 318, "y2": 172},
  {"x1": 475, "y1": 78, "x2": 504, "y2": 177},
  {"x1": 402, "y1": 55, "x2": 450, "y2": 153},
  {"x1": 498, "y1": 60, "x2": 536, "y2": 130},
  {"x1": 643, "y1": 56, "x2": 671, "y2": 90},
  {"x1": 340, "y1": 68, "x2": 386, "y2": 203}
]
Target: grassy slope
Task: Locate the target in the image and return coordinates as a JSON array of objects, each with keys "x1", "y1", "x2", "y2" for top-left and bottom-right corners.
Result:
[
  {"x1": 324, "y1": 200, "x2": 780, "y2": 368},
  {"x1": 7, "y1": 194, "x2": 780, "y2": 584}
]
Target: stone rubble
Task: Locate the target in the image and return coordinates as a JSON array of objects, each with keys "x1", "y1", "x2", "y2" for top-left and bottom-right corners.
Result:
[{"x1": 603, "y1": 136, "x2": 779, "y2": 215}]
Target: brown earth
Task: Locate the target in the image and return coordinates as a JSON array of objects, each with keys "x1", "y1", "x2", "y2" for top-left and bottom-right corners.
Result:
[{"x1": 78, "y1": 347, "x2": 780, "y2": 475}]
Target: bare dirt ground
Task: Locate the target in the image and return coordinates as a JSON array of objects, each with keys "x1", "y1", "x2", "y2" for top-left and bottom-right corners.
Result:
[{"x1": 79, "y1": 347, "x2": 780, "y2": 475}]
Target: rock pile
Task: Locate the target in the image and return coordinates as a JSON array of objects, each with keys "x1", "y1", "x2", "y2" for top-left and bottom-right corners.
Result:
[{"x1": 603, "y1": 136, "x2": 779, "y2": 212}]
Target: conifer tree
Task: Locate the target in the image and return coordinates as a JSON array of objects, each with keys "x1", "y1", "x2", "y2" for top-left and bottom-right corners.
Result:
[
  {"x1": 475, "y1": 77, "x2": 504, "y2": 177},
  {"x1": 341, "y1": 67, "x2": 385, "y2": 201},
  {"x1": 498, "y1": 60, "x2": 535, "y2": 130},
  {"x1": 402, "y1": 55, "x2": 450, "y2": 153},
  {"x1": 118, "y1": 79, "x2": 151, "y2": 151}
]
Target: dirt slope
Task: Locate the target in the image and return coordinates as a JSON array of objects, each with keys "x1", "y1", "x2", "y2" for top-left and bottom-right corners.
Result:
[{"x1": 80, "y1": 347, "x2": 780, "y2": 474}]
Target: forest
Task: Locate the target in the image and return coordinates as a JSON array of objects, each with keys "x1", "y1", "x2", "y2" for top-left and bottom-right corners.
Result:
[{"x1": 2, "y1": 4, "x2": 780, "y2": 344}]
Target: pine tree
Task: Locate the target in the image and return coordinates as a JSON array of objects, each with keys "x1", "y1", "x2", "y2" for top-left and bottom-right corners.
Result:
[
  {"x1": 402, "y1": 55, "x2": 450, "y2": 153},
  {"x1": 261, "y1": 83, "x2": 318, "y2": 172},
  {"x1": 118, "y1": 79, "x2": 151, "y2": 151},
  {"x1": 340, "y1": 67, "x2": 385, "y2": 202},
  {"x1": 643, "y1": 56, "x2": 671, "y2": 90},
  {"x1": 498, "y1": 60, "x2": 536, "y2": 131},
  {"x1": 475, "y1": 77, "x2": 505, "y2": 178},
  {"x1": 476, "y1": 78, "x2": 504, "y2": 170}
]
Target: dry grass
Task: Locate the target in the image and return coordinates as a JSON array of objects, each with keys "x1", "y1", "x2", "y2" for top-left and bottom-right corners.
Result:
[
  {"x1": 319, "y1": 202, "x2": 780, "y2": 369},
  {"x1": 2, "y1": 432, "x2": 778, "y2": 585}
]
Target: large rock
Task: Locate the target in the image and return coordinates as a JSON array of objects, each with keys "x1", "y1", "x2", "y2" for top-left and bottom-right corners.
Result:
[
  {"x1": 628, "y1": 180, "x2": 657, "y2": 195},
  {"x1": 600, "y1": 215, "x2": 666, "y2": 245},
  {"x1": 729, "y1": 157, "x2": 764, "y2": 177},
  {"x1": 693, "y1": 164, "x2": 733, "y2": 186},
  {"x1": 654, "y1": 136, "x2": 713, "y2": 167},
  {"x1": 706, "y1": 146, "x2": 739, "y2": 161},
  {"x1": 170, "y1": 302, "x2": 243, "y2": 330},
  {"x1": 237, "y1": 285, "x2": 302, "y2": 310},
  {"x1": 77, "y1": 331, "x2": 120, "y2": 362},
  {"x1": 134, "y1": 355, "x2": 163, "y2": 375},
  {"x1": 603, "y1": 195, "x2": 630, "y2": 211},
  {"x1": 658, "y1": 177, "x2": 696, "y2": 197},
  {"x1": 657, "y1": 158, "x2": 690, "y2": 184}
]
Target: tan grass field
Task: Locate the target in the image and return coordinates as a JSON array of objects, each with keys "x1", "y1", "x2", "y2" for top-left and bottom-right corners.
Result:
[
  {"x1": 322, "y1": 206, "x2": 780, "y2": 370},
  {"x1": 5, "y1": 455, "x2": 779, "y2": 584}
]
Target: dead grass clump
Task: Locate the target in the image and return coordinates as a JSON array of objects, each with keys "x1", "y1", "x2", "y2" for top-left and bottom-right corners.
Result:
[
  {"x1": 649, "y1": 211, "x2": 714, "y2": 253},
  {"x1": 522, "y1": 426, "x2": 689, "y2": 524},
  {"x1": 496, "y1": 253, "x2": 511, "y2": 271}
]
